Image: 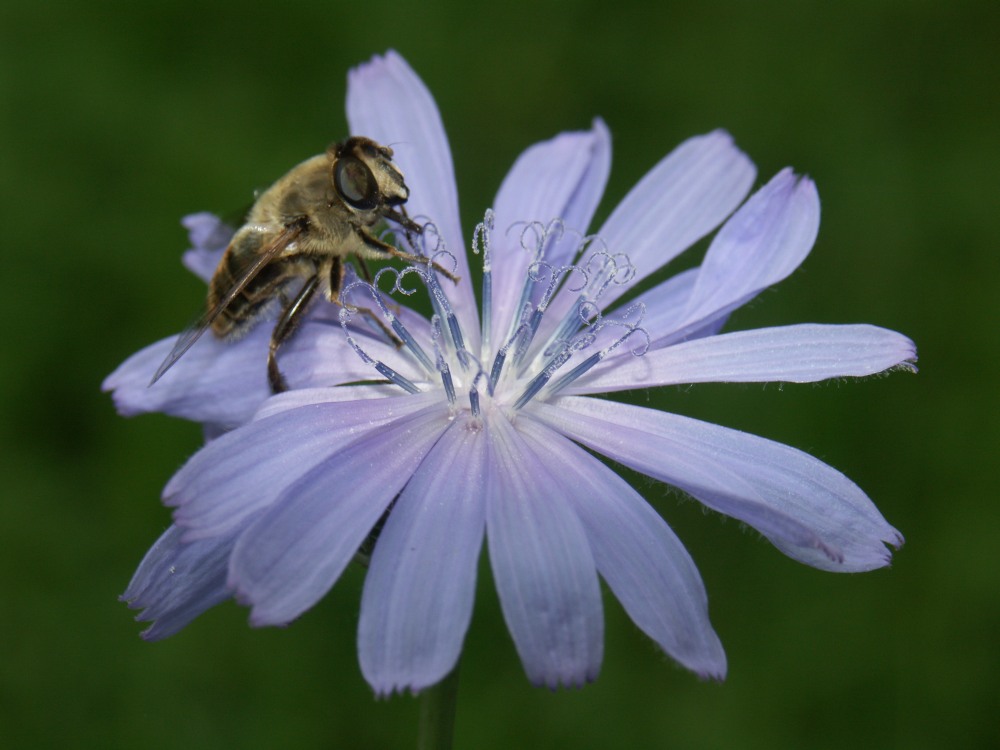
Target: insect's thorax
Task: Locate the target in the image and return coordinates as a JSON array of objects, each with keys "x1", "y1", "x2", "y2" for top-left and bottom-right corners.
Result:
[{"x1": 260, "y1": 156, "x2": 367, "y2": 252}]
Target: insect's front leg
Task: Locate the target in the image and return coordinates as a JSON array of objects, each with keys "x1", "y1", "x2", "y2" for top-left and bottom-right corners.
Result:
[
  {"x1": 387, "y1": 205, "x2": 423, "y2": 244},
  {"x1": 358, "y1": 227, "x2": 460, "y2": 284}
]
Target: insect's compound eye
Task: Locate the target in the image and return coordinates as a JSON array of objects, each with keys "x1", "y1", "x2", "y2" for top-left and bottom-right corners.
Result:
[{"x1": 334, "y1": 156, "x2": 379, "y2": 210}]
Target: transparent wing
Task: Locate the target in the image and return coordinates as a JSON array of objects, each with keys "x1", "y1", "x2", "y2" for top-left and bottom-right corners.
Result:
[{"x1": 149, "y1": 224, "x2": 305, "y2": 386}]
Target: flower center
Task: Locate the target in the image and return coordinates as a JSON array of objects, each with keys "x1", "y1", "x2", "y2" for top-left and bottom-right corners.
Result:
[{"x1": 340, "y1": 211, "x2": 650, "y2": 417}]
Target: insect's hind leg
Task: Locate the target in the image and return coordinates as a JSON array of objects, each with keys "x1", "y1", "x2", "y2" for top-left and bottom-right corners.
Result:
[{"x1": 268, "y1": 273, "x2": 320, "y2": 393}]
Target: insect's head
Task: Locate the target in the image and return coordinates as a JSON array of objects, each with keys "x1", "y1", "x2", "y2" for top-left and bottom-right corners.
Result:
[{"x1": 329, "y1": 137, "x2": 411, "y2": 214}]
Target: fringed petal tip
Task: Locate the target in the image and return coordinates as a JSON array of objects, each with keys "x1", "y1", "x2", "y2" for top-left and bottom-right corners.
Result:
[
  {"x1": 688, "y1": 652, "x2": 728, "y2": 682},
  {"x1": 874, "y1": 527, "x2": 905, "y2": 568},
  {"x1": 118, "y1": 591, "x2": 137, "y2": 608},
  {"x1": 528, "y1": 666, "x2": 601, "y2": 692},
  {"x1": 888, "y1": 332, "x2": 918, "y2": 374},
  {"x1": 103, "y1": 381, "x2": 136, "y2": 417},
  {"x1": 228, "y1": 580, "x2": 256, "y2": 612},
  {"x1": 892, "y1": 354, "x2": 919, "y2": 375},
  {"x1": 657, "y1": 612, "x2": 728, "y2": 683},
  {"x1": 237, "y1": 589, "x2": 297, "y2": 629},
  {"x1": 890, "y1": 528, "x2": 905, "y2": 549},
  {"x1": 698, "y1": 667, "x2": 727, "y2": 683},
  {"x1": 248, "y1": 613, "x2": 293, "y2": 630},
  {"x1": 132, "y1": 615, "x2": 164, "y2": 642},
  {"x1": 118, "y1": 594, "x2": 159, "y2": 641},
  {"x1": 368, "y1": 673, "x2": 459, "y2": 700},
  {"x1": 771, "y1": 524, "x2": 904, "y2": 574},
  {"x1": 117, "y1": 595, "x2": 172, "y2": 643}
]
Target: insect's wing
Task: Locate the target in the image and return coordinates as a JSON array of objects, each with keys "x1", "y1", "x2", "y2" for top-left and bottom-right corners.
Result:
[{"x1": 148, "y1": 224, "x2": 304, "y2": 386}]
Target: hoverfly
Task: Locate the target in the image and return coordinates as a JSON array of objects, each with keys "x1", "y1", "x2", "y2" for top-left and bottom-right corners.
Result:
[{"x1": 150, "y1": 136, "x2": 456, "y2": 393}]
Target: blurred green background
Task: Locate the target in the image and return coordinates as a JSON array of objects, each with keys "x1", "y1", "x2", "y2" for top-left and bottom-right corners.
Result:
[{"x1": 2, "y1": 1, "x2": 997, "y2": 748}]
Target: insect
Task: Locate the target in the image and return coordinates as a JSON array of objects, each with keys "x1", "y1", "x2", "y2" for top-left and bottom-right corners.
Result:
[{"x1": 150, "y1": 136, "x2": 457, "y2": 393}]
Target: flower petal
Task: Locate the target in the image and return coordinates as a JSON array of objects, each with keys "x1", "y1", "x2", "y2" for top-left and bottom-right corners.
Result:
[
  {"x1": 103, "y1": 323, "x2": 401, "y2": 429},
  {"x1": 251, "y1": 383, "x2": 400, "y2": 421},
  {"x1": 663, "y1": 169, "x2": 820, "y2": 345},
  {"x1": 535, "y1": 119, "x2": 612, "y2": 271},
  {"x1": 489, "y1": 121, "x2": 610, "y2": 347},
  {"x1": 570, "y1": 130, "x2": 754, "y2": 311},
  {"x1": 516, "y1": 417, "x2": 726, "y2": 679},
  {"x1": 346, "y1": 51, "x2": 479, "y2": 345},
  {"x1": 358, "y1": 419, "x2": 487, "y2": 696},
  {"x1": 228, "y1": 404, "x2": 452, "y2": 626},
  {"x1": 568, "y1": 323, "x2": 918, "y2": 394},
  {"x1": 168, "y1": 393, "x2": 439, "y2": 539},
  {"x1": 534, "y1": 397, "x2": 902, "y2": 571},
  {"x1": 121, "y1": 524, "x2": 234, "y2": 641},
  {"x1": 485, "y1": 412, "x2": 603, "y2": 688},
  {"x1": 180, "y1": 212, "x2": 231, "y2": 281},
  {"x1": 616, "y1": 266, "x2": 700, "y2": 342}
]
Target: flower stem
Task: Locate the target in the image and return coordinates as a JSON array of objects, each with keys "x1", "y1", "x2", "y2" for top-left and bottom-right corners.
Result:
[{"x1": 417, "y1": 665, "x2": 460, "y2": 750}]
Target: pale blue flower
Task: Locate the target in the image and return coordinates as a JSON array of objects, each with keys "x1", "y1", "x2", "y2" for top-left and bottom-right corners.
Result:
[{"x1": 108, "y1": 51, "x2": 915, "y2": 694}]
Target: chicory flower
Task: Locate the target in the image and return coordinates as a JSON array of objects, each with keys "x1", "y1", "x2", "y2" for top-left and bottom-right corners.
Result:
[{"x1": 107, "y1": 51, "x2": 915, "y2": 694}]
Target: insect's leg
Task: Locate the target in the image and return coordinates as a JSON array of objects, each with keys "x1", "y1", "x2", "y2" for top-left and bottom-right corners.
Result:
[
  {"x1": 328, "y1": 254, "x2": 346, "y2": 299},
  {"x1": 268, "y1": 273, "x2": 320, "y2": 393},
  {"x1": 355, "y1": 255, "x2": 374, "y2": 283},
  {"x1": 327, "y1": 256, "x2": 403, "y2": 348},
  {"x1": 358, "y1": 229, "x2": 460, "y2": 284},
  {"x1": 396, "y1": 205, "x2": 422, "y2": 245},
  {"x1": 352, "y1": 255, "x2": 404, "y2": 319},
  {"x1": 391, "y1": 247, "x2": 460, "y2": 283}
]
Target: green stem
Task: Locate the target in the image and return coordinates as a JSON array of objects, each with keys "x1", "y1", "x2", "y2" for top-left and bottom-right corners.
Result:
[{"x1": 417, "y1": 664, "x2": 461, "y2": 750}]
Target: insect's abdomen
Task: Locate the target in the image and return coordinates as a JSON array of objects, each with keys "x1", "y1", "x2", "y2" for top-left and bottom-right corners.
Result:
[{"x1": 209, "y1": 231, "x2": 289, "y2": 339}]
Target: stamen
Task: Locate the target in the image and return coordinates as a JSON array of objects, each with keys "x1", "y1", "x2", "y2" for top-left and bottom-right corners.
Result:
[
  {"x1": 512, "y1": 336, "x2": 579, "y2": 410},
  {"x1": 472, "y1": 210, "x2": 495, "y2": 358},
  {"x1": 431, "y1": 315, "x2": 456, "y2": 406},
  {"x1": 512, "y1": 359, "x2": 559, "y2": 410},
  {"x1": 365, "y1": 268, "x2": 435, "y2": 374},
  {"x1": 512, "y1": 296, "x2": 649, "y2": 408},
  {"x1": 499, "y1": 219, "x2": 563, "y2": 353},
  {"x1": 422, "y1": 268, "x2": 469, "y2": 369},
  {"x1": 417, "y1": 220, "x2": 461, "y2": 277},
  {"x1": 537, "y1": 248, "x2": 635, "y2": 367},
  {"x1": 336, "y1": 207, "x2": 648, "y2": 418},
  {"x1": 511, "y1": 308, "x2": 545, "y2": 367},
  {"x1": 469, "y1": 386, "x2": 481, "y2": 419},
  {"x1": 468, "y1": 370, "x2": 491, "y2": 420},
  {"x1": 448, "y1": 315, "x2": 469, "y2": 369},
  {"x1": 340, "y1": 309, "x2": 421, "y2": 394},
  {"x1": 488, "y1": 348, "x2": 507, "y2": 390},
  {"x1": 508, "y1": 218, "x2": 572, "y2": 268},
  {"x1": 509, "y1": 263, "x2": 584, "y2": 372},
  {"x1": 491, "y1": 302, "x2": 538, "y2": 385},
  {"x1": 546, "y1": 303, "x2": 650, "y2": 397},
  {"x1": 544, "y1": 351, "x2": 603, "y2": 395},
  {"x1": 439, "y1": 359, "x2": 457, "y2": 406},
  {"x1": 584, "y1": 246, "x2": 636, "y2": 296},
  {"x1": 395, "y1": 220, "x2": 466, "y2": 368}
]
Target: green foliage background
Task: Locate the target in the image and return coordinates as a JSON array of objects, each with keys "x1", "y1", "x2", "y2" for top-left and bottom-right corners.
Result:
[{"x1": 2, "y1": 2, "x2": 996, "y2": 748}]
